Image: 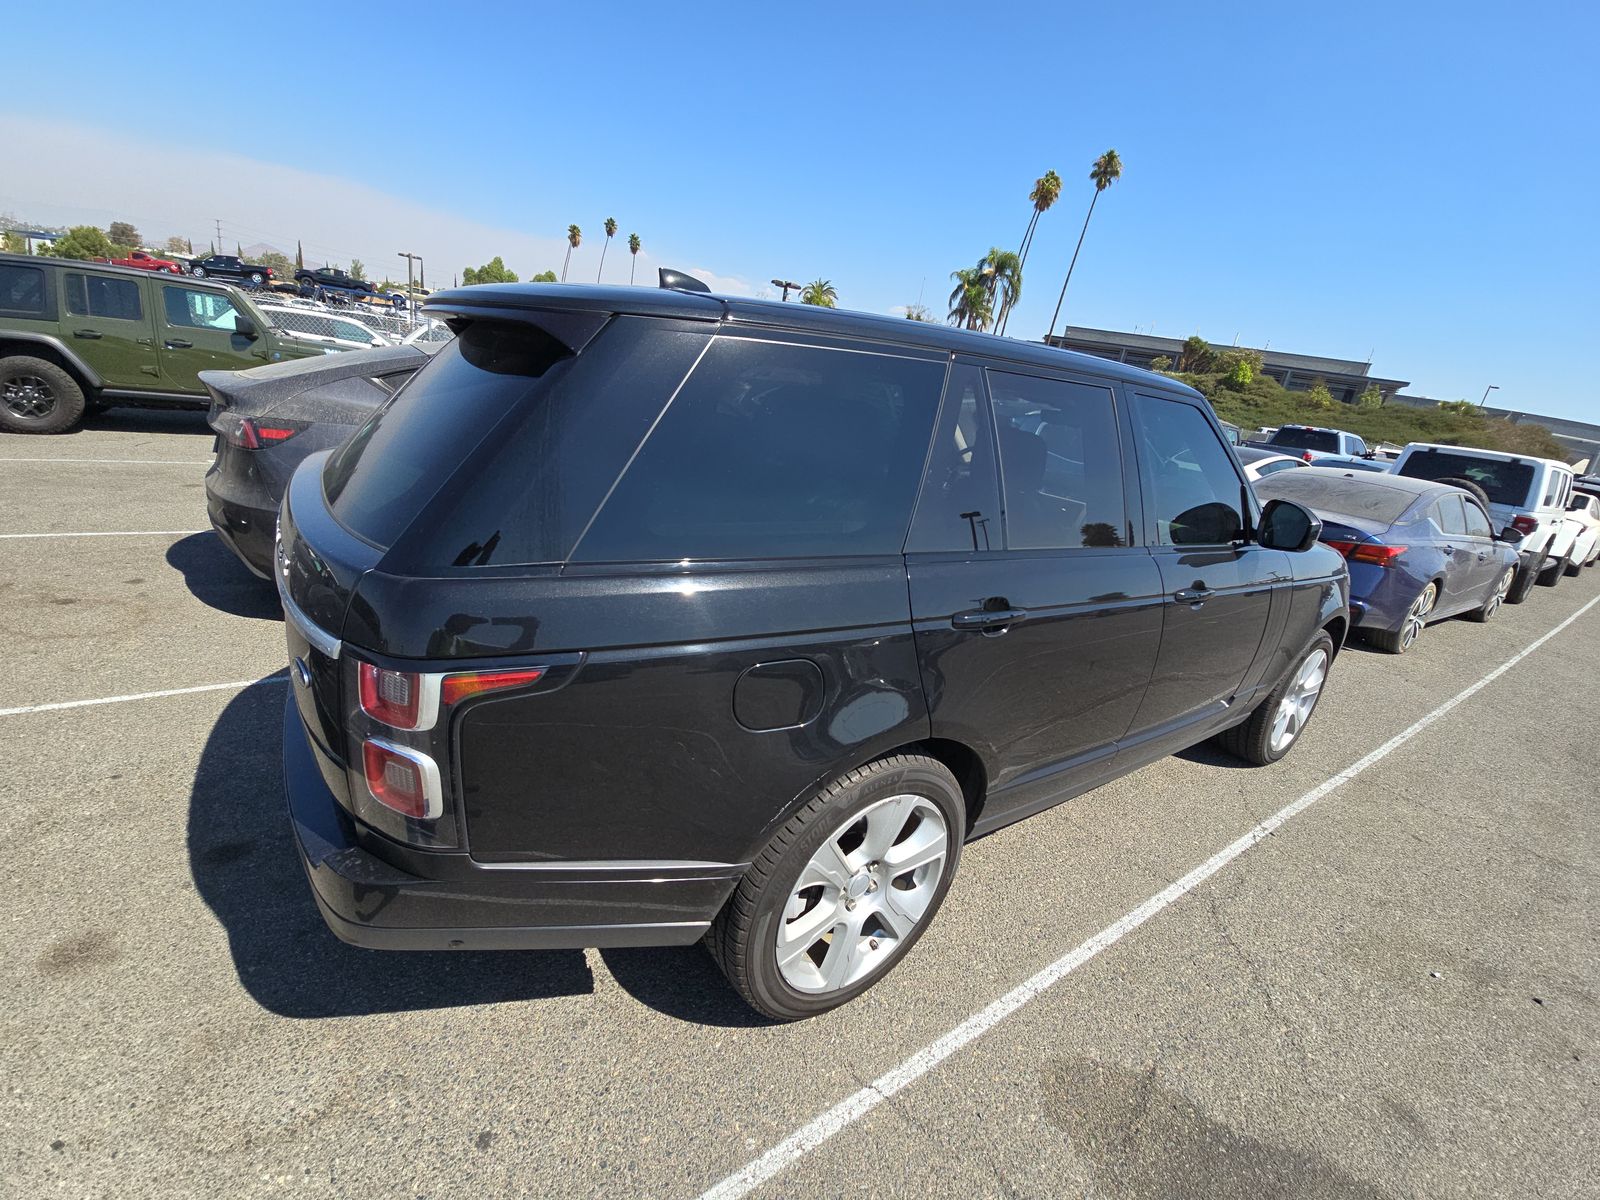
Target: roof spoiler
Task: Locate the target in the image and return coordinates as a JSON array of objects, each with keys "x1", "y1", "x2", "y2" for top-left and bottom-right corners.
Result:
[{"x1": 658, "y1": 267, "x2": 711, "y2": 293}]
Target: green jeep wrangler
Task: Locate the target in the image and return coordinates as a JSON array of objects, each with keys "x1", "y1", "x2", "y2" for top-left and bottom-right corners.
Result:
[{"x1": 0, "y1": 252, "x2": 335, "y2": 434}]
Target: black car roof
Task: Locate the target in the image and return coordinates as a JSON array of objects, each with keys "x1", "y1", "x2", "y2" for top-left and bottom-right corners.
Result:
[{"x1": 422, "y1": 282, "x2": 1204, "y2": 398}]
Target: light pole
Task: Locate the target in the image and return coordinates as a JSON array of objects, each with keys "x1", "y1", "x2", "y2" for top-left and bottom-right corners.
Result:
[
  {"x1": 1479, "y1": 384, "x2": 1499, "y2": 408},
  {"x1": 771, "y1": 278, "x2": 802, "y2": 302},
  {"x1": 398, "y1": 252, "x2": 423, "y2": 325}
]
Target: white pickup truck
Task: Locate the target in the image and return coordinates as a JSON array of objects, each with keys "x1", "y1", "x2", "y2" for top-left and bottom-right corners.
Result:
[{"x1": 1392, "y1": 443, "x2": 1592, "y2": 603}]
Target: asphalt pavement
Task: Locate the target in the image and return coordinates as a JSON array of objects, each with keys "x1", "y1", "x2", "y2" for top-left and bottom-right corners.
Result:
[{"x1": 2, "y1": 412, "x2": 1595, "y2": 1200}]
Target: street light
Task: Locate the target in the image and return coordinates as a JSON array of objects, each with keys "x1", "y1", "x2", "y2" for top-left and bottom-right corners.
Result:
[
  {"x1": 1479, "y1": 384, "x2": 1500, "y2": 408},
  {"x1": 398, "y1": 252, "x2": 424, "y2": 325},
  {"x1": 771, "y1": 278, "x2": 803, "y2": 302}
]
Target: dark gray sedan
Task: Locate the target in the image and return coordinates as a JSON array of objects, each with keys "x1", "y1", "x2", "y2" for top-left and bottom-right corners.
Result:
[{"x1": 203, "y1": 344, "x2": 436, "y2": 576}]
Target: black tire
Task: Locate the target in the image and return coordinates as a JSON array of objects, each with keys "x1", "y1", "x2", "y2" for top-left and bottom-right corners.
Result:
[
  {"x1": 1214, "y1": 631, "x2": 1335, "y2": 766},
  {"x1": 707, "y1": 754, "x2": 964, "y2": 1021},
  {"x1": 247, "y1": 271, "x2": 265, "y2": 286},
  {"x1": 1437, "y1": 476, "x2": 1491, "y2": 512},
  {"x1": 1465, "y1": 565, "x2": 1514, "y2": 622},
  {"x1": 1536, "y1": 553, "x2": 1564, "y2": 587},
  {"x1": 190, "y1": 265, "x2": 206, "y2": 277},
  {"x1": 1506, "y1": 550, "x2": 1545, "y2": 604},
  {"x1": 0, "y1": 355, "x2": 87, "y2": 434},
  {"x1": 1564, "y1": 556, "x2": 1583, "y2": 578}
]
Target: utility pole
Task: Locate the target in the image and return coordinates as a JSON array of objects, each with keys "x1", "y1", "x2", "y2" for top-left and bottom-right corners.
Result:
[
  {"x1": 398, "y1": 252, "x2": 422, "y2": 326},
  {"x1": 215, "y1": 219, "x2": 223, "y2": 255}
]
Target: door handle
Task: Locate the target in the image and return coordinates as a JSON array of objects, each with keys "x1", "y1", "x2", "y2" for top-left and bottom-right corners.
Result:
[
  {"x1": 164, "y1": 338, "x2": 193, "y2": 349},
  {"x1": 1174, "y1": 587, "x2": 1214, "y2": 605},
  {"x1": 73, "y1": 329, "x2": 103, "y2": 339},
  {"x1": 952, "y1": 607, "x2": 1026, "y2": 631}
]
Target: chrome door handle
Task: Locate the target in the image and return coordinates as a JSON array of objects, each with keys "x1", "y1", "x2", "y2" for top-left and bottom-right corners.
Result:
[
  {"x1": 951, "y1": 607, "x2": 1026, "y2": 630},
  {"x1": 1174, "y1": 587, "x2": 1214, "y2": 605},
  {"x1": 73, "y1": 329, "x2": 102, "y2": 339},
  {"x1": 164, "y1": 338, "x2": 193, "y2": 349}
]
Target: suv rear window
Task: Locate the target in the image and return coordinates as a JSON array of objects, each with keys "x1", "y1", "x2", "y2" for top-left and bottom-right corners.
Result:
[
  {"x1": 573, "y1": 338, "x2": 946, "y2": 562},
  {"x1": 0, "y1": 264, "x2": 46, "y2": 316},
  {"x1": 1269, "y1": 427, "x2": 1340, "y2": 453},
  {"x1": 1396, "y1": 449, "x2": 1535, "y2": 507}
]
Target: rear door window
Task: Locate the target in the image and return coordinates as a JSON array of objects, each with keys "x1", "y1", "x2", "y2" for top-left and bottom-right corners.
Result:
[
  {"x1": 574, "y1": 337, "x2": 947, "y2": 562},
  {"x1": 1436, "y1": 494, "x2": 1468, "y2": 535},
  {"x1": 907, "y1": 363, "x2": 1001, "y2": 553},
  {"x1": 0, "y1": 264, "x2": 47, "y2": 316},
  {"x1": 1463, "y1": 499, "x2": 1494, "y2": 538},
  {"x1": 1396, "y1": 450, "x2": 1534, "y2": 507},
  {"x1": 987, "y1": 370, "x2": 1127, "y2": 549},
  {"x1": 65, "y1": 273, "x2": 143, "y2": 321}
]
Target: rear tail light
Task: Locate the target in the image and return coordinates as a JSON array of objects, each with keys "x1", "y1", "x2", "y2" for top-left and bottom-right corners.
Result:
[
  {"x1": 1511, "y1": 515, "x2": 1538, "y2": 536},
  {"x1": 221, "y1": 415, "x2": 305, "y2": 449},
  {"x1": 441, "y1": 668, "x2": 545, "y2": 706},
  {"x1": 1302, "y1": 451, "x2": 1315, "y2": 462},
  {"x1": 358, "y1": 662, "x2": 435, "y2": 730},
  {"x1": 361, "y1": 738, "x2": 442, "y2": 819},
  {"x1": 1322, "y1": 538, "x2": 1406, "y2": 566}
]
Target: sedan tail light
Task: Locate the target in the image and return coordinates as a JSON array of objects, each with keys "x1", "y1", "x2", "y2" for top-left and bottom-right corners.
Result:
[
  {"x1": 1323, "y1": 538, "x2": 1406, "y2": 566},
  {"x1": 220, "y1": 415, "x2": 306, "y2": 449}
]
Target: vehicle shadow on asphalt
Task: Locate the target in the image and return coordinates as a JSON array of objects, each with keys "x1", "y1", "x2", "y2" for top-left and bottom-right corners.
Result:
[
  {"x1": 598, "y1": 948, "x2": 775, "y2": 1028},
  {"x1": 166, "y1": 533, "x2": 283, "y2": 621},
  {"x1": 187, "y1": 678, "x2": 595, "y2": 1018},
  {"x1": 87, "y1": 408, "x2": 212, "y2": 437}
]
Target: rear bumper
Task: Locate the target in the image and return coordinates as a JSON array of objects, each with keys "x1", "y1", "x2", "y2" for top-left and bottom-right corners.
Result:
[
  {"x1": 205, "y1": 477, "x2": 275, "y2": 578},
  {"x1": 283, "y1": 698, "x2": 739, "y2": 951}
]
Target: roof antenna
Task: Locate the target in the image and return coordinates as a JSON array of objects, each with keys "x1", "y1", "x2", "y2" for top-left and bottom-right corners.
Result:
[{"x1": 659, "y1": 268, "x2": 710, "y2": 293}]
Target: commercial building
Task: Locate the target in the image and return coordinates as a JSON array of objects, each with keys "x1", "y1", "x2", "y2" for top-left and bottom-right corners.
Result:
[{"x1": 1044, "y1": 326, "x2": 1409, "y2": 404}]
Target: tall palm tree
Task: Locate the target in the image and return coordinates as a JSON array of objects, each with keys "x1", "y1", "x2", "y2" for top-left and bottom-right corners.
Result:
[
  {"x1": 597, "y1": 217, "x2": 617, "y2": 282},
  {"x1": 947, "y1": 267, "x2": 992, "y2": 331},
  {"x1": 1046, "y1": 149, "x2": 1122, "y2": 341},
  {"x1": 800, "y1": 279, "x2": 838, "y2": 307},
  {"x1": 998, "y1": 170, "x2": 1061, "y2": 335},
  {"x1": 627, "y1": 232, "x2": 641, "y2": 284},
  {"x1": 561, "y1": 224, "x2": 582, "y2": 282},
  {"x1": 979, "y1": 247, "x2": 1023, "y2": 337}
]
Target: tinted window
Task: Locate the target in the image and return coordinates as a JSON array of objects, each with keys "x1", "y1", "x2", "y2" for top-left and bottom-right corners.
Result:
[
  {"x1": 1270, "y1": 427, "x2": 1340, "y2": 453},
  {"x1": 1255, "y1": 458, "x2": 1303, "y2": 477},
  {"x1": 907, "y1": 363, "x2": 1000, "y2": 552},
  {"x1": 1396, "y1": 450, "x2": 1534, "y2": 507},
  {"x1": 988, "y1": 370, "x2": 1126, "y2": 549},
  {"x1": 163, "y1": 285, "x2": 242, "y2": 331},
  {"x1": 1132, "y1": 395, "x2": 1244, "y2": 545},
  {"x1": 1542, "y1": 471, "x2": 1568, "y2": 508},
  {"x1": 575, "y1": 338, "x2": 945, "y2": 562},
  {"x1": 65, "y1": 273, "x2": 143, "y2": 321},
  {"x1": 1463, "y1": 498, "x2": 1493, "y2": 538},
  {"x1": 1436, "y1": 494, "x2": 1468, "y2": 535},
  {"x1": 0, "y1": 264, "x2": 46, "y2": 316},
  {"x1": 1253, "y1": 472, "x2": 1418, "y2": 526}
]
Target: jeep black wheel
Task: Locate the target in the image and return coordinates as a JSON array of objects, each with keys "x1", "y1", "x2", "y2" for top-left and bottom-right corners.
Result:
[{"x1": 0, "y1": 356, "x2": 87, "y2": 434}]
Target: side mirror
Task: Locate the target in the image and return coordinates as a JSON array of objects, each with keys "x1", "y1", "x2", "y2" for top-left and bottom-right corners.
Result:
[
  {"x1": 1258, "y1": 498, "x2": 1322, "y2": 552},
  {"x1": 233, "y1": 316, "x2": 259, "y2": 340},
  {"x1": 1496, "y1": 527, "x2": 1525, "y2": 545}
]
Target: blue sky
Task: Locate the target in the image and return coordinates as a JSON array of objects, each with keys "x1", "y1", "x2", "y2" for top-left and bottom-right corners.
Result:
[{"x1": 4, "y1": 1, "x2": 1596, "y2": 419}]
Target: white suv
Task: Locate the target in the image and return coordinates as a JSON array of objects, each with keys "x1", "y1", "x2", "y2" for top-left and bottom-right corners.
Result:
[{"x1": 1392, "y1": 443, "x2": 1583, "y2": 603}]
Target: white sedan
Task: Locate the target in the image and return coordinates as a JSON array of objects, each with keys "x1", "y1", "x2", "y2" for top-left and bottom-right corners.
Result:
[{"x1": 1236, "y1": 446, "x2": 1310, "y2": 481}]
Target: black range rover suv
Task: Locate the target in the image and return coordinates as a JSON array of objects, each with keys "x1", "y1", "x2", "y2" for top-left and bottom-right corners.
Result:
[{"x1": 278, "y1": 278, "x2": 1348, "y2": 1019}]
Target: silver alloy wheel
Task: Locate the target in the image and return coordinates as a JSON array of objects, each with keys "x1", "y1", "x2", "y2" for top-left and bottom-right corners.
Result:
[
  {"x1": 776, "y1": 793, "x2": 950, "y2": 994},
  {"x1": 1269, "y1": 646, "x2": 1329, "y2": 754},
  {"x1": 1484, "y1": 568, "x2": 1513, "y2": 619},
  {"x1": 2, "y1": 374, "x2": 56, "y2": 420},
  {"x1": 1400, "y1": 583, "x2": 1438, "y2": 651}
]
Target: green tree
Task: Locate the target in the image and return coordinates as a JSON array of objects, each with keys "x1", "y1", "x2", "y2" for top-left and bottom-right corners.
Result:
[
  {"x1": 1, "y1": 230, "x2": 30, "y2": 254},
  {"x1": 1357, "y1": 383, "x2": 1384, "y2": 409},
  {"x1": 1000, "y1": 169, "x2": 1061, "y2": 334},
  {"x1": 597, "y1": 217, "x2": 617, "y2": 282},
  {"x1": 164, "y1": 235, "x2": 188, "y2": 255},
  {"x1": 947, "y1": 267, "x2": 992, "y2": 330},
  {"x1": 1437, "y1": 399, "x2": 1477, "y2": 416},
  {"x1": 1305, "y1": 379, "x2": 1336, "y2": 411},
  {"x1": 531, "y1": 269, "x2": 558, "y2": 283},
  {"x1": 461, "y1": 256, "x2": 519, "y2": 285},
  {"x1": 627, "y1": 232, "x2": 641, "y2": 284},
  {"x1": 1046, "y1": 149, "x2": 1124, "y2": 340},
  {"x1": 257, "y1": 251, "x2": 293, "y2": 279},
  {"x1": 904, "y1": 303, "x2": 933, "y2": 322},
  {"x1": 561, "y1": 224, "x2": 582, "y2": 281},
  {"x1": 46, "y1": 225, "x2": 114, "y2": 261},
  {"x1": 295, "y1": 240, "x2": 304, "y2": 270},
  {"x1": 108, "y1": 221, "x2": 140, "y2": 248},
  {"x1": 1148, "y1": 355, "x2": 1172, "y2": 371},
  {"x1": 349, "y1": 258, "x2": 366, "y2": 281},
  {"x1": 1177, "y1": 335, "x2": 1212, "y2": 372},
  {"x1": 978, "y1": 247, "x2": 1023, "y2": 335},
  {"x1": 800, "y1": 279, "x2": 838, "y2": 307}
]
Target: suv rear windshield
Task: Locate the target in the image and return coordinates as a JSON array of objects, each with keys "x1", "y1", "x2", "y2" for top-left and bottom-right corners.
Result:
[
  {"x1": 1268, "y1": 427, "x2": 1339, "y2": 453},
  {"x1": 1396, "y1": 449, "x2": 1535, "y2": 507}
]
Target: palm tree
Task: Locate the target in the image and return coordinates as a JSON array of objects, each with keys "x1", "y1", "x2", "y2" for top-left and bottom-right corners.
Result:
[
  {"x1": 979, "y1": 247, "x2": 1023, "y2": 337},
  {"x1": 1046, "y1": 150, "x2": 1122, "y2": 341},
  {"x1": 561, "y1": 224, "x2": 582, "y2": 281},
  {"x1": 947, "y1": 267, "x2": 992, "y2": 331},
  {"x1": 597, "y1": 217, "x2": 617, "y2": 282},
  {"x1": 998, "y1": 170, "x2": 1061, "y2": 335},
  {"x1": 800, "y1": 279, "x2": 838, "y2": 307},
  {"x1": 627, "y1": 232, "x2": 641, "y2": 284}
]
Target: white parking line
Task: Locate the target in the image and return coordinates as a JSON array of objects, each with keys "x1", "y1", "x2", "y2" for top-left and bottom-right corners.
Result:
[
  {"x1": 0, "y1": 530, "x2": 208, "y2": 540},
  {"x1": 696, "y1": 590, "x2": 1600, "y2": 1200},
  {"x1": 0, "y1": 676, "x2": 285, "y2": 718},
  {"x1": 0, "y1": 457, "x2": 211, "y2": 465}
]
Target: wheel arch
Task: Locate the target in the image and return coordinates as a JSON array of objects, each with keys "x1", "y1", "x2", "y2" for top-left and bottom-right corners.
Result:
[{"x1": 0, "y1": 334, "x2": 103, "y2": 391}]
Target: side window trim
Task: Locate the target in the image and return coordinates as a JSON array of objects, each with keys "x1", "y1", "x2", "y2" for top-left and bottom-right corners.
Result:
[{"x1": 905, "y1": 356, "x2": 997, "y2": 555}]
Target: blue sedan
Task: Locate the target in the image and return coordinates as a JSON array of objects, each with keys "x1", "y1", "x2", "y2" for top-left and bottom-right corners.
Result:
[{"x1": 1254, "y1": 467, "x2": 1522, "y2": 653}]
